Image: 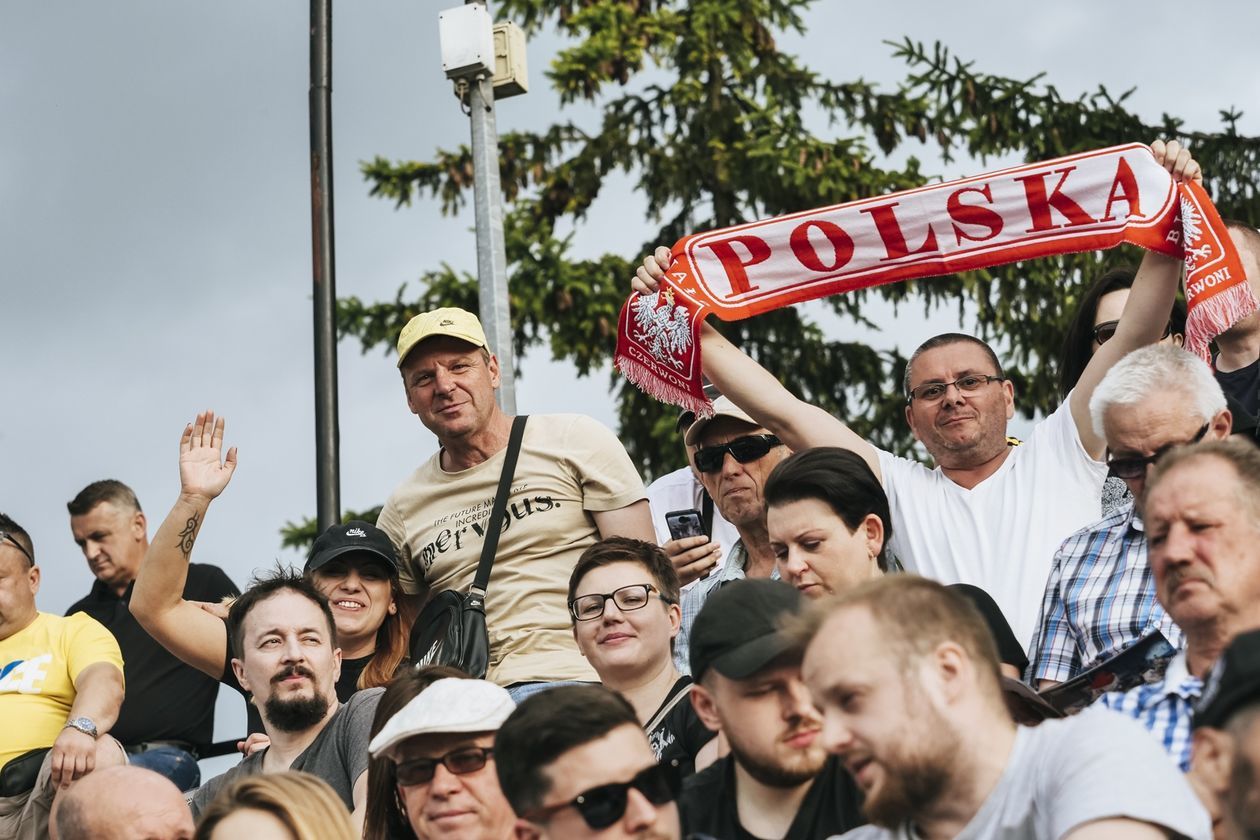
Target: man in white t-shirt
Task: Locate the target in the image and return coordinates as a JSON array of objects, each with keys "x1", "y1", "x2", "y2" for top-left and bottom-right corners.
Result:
[
  {"x1": 794, "y1": 575, "x2": 1209, "y2": 840},
  {"x1": 379, "y1": 308, "x2": 655, "y2": 689},
  {"x1": 631, "y1": 139, "x2": 1200, "y2": 647}
]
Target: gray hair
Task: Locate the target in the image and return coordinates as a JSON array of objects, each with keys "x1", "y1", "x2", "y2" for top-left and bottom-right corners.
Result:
[{"x1": 1088, "y1": 345, "x2": 1226, "y2": 439}]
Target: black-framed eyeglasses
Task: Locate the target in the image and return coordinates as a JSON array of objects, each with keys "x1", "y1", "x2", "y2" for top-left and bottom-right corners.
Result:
[
  {"x1": 394, "y1": 747, "x2": 494, "y2": 786},
  {"x1": 1092, "y1": 319, "x2": 1174, "y2": 346},
  {"x1": 523, "y1": 763, "x2": 680, "y2": 830},
  {"x1": 907, "y1": 374, "x2": 1006, "y2": 404},
  {"x1": 0, "y1": 531, "x2": 33, "y2": 566},
  {"x1": 1106, "y1": 422, "x2": 1211, "y2": 479},
  {"x1": 693, "y1": 434, "x2": 782, "y2": 473},
  {"x1": 569, "y1": 584, "x2": 673, "y2": 622}
]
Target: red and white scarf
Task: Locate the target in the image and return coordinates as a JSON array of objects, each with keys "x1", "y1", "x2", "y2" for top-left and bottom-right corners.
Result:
[{"x1": 614, "y1": 143, "x2": 1256, "y2": 415}]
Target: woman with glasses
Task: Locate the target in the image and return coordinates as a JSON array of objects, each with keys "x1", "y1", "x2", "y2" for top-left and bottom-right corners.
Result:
[
  {"x1": 764, "y1": 447, "x2": 892, "y2": 599},
  {"x1": 567, "y1": 538, "x2": 719, "y2": 778},
  {"x1": 1059, "y1": 268, "x2": 1187, "y2": 514}
]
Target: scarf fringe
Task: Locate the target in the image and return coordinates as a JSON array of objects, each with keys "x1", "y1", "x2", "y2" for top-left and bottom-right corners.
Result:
[
  {"x1": 1184, "y1": 283, "x2": 1260, "y2": 362},
  {"x1": 614, "y1": 356, "x2": 715, "y2": 417}
]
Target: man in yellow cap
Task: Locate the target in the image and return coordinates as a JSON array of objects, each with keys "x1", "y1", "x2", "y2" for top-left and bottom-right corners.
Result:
[{"x1": 380, "y1": 308, "x2": 653, "y2": 698}]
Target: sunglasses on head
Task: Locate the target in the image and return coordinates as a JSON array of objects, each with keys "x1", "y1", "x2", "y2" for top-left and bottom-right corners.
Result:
[
  {"x1": 1092, "y1": 319, "x2": 1173, "y2": 346},
  {"x1": 525, "y1": 763, "x2": 680, "y2": 830},
  {"x1": 1105, "y1": 422, "x2": 1210, "y2": 479},
  {"x1": 394, "y1": 746, "x2": 493, "y2": 786},
  {"x1": 0, "y1": 531, "x2": 33, "y2": 566},
  {"x1": 693, "y1": 434, "x2": 781, "y2": 473}
]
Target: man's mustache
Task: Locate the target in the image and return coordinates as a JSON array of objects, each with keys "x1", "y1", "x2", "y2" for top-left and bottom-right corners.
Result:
[{"x1": 272, "y1": 664, "x2": 316, "y2": 684}]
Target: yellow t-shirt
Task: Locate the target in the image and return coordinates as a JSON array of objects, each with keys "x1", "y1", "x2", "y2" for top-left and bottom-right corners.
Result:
[
  {"x1": 379, "y1": 414, "x2": 647, "y2": 686},
  {"x1": 0, "y1": 612, "x2": 124, "y2": 770}
]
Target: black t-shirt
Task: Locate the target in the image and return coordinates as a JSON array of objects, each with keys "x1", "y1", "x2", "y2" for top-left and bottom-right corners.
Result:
[
  {"x1": 1216, "y1": 357, "x2": 1259, "y2": 418},
  {"x1": 220, "y1": 631, "x2": 373, "y2": 704},
  {"x1": 66, "y1": 563, "x2": 239, "y2": 747},
  {"x1": 647, "y1": 676, "x2": 715, "y2": 779},
  {"x1": 679, "y1": 754, "x2": 865, "y2": 840}
]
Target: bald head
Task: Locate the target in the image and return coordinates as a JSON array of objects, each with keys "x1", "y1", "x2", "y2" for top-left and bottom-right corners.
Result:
[{"x1": 54, "y1": 766, "x2": 193, "y2": 840}]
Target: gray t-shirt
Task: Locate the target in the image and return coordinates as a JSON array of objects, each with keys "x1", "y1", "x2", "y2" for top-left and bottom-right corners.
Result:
[
  {"x1": 836, "y1": 706, "x2": 1209, "y2": 840},
  {"x1": 188, "y1": 688, "x2": 382, "y2": 819}
]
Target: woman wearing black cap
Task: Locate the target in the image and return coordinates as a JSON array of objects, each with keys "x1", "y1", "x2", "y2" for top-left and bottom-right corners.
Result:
[{"x1": 132, "y1": 412, "x2": 410, "y2": 712}]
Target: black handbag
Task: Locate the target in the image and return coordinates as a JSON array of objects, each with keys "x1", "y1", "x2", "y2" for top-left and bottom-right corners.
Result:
[{"x1": 409, "y1": 415, "x2": 527, "y2": 679}]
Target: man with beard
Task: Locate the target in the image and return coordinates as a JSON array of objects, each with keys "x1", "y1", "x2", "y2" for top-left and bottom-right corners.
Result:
[
  {"x1": 680, "y1": 579, "x2": 864, "y2": 840},
  {"x1": 1189, "y1": 629, "x2": 1260, "y2": 840},
  {"x1": 797, "y1": 575, "x2": 1208, "y2": 840},
  {"x1": 186, "y1": 572, "x2": 382, "y2": 833},
  {"x1": 496, "y1": 684, "x2": 684, "y2": 840}
]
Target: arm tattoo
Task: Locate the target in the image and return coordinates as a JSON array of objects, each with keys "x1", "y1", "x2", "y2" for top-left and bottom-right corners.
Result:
[{"x1": 176, "y1": 514, "x2": 199, "y2": 558}]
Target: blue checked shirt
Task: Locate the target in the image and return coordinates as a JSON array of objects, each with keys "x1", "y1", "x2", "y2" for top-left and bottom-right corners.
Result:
[
  {"x1": 673, "y1": 542, "x2": 779, "y2": 674},
  {"x1": 1027, "y1": 502, "x2": 1183, "y2": 684},
  {"x1": 1099, "y1": 651, "x2": 1201, "y2": 771}
]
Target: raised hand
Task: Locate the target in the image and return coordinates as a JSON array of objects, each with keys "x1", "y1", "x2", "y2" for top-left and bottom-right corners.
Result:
[
  {"x1": 632, "y1": 245, "x2": 673, "y2": 296},
  {"x1": 179, "y1": 411, "x2": 239, "y2": 502},
  {"x1": 1150, "y1": 138, "x2": 1203, "y2": 185}
]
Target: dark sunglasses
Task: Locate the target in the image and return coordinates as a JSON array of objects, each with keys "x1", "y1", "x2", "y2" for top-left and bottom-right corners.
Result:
[
  {"x1": 1106, "y1": 422, "x2": 1210, "y2": 479},
  {"x1": 1092, "y1": 319, "x2": 1173, "y2": 345},
  {"x1": 395, "y1": 747, "x2": 493, "y2": 786},
  {"x1": 525, "y1": 763, "x2": 680, "y2": 830},
  {"x1": 0, "y1": 531, "x2": 33, "y2": 566},
  {"x1": 694, "y1": 434, "x2": 781, "y2": 473}
]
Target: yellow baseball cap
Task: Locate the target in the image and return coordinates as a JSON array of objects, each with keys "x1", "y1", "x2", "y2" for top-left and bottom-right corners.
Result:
[{"x1": 396, "y1": 307, "x2": 490, "y2": 368}]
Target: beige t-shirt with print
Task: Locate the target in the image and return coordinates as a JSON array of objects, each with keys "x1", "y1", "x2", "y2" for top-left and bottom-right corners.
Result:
[{"x1": 378, "y1": 414, "x2": 647, "y2": 686}]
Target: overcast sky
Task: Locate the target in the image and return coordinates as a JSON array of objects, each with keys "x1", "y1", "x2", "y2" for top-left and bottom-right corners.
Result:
[{"x1": 4, "y1": 1, "x2": 1258, "y2": 762}]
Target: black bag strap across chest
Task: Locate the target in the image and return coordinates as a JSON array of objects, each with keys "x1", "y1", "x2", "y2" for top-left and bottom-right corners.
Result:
[{"x1": 470, "y1": 414, "x2": 528, "y2": 598}]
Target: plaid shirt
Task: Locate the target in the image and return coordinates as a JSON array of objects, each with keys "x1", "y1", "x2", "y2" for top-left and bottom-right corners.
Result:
[
  {"x1": 673, "y1": 542, "x2": 780, "y2": 675},
  {"x1": 1027, "y1": 502, "x2": 1184, "y2": 684},
  {"x1": 1099, "y1": 651, "x2": 1201, "y2": 771}
]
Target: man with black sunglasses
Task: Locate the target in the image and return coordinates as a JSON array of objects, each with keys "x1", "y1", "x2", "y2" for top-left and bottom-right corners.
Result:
[
  {"x1": 665, "y1": 396, "x2": 789, "y2": 674},
  {"x1": 369, "y1": 677, "x2": 517, "y2": 840},
  {"x1": 1028, "y1": 345, "x2": 1232, "y2": 690},
  {"x1": 496, "y1": 684, "x2": 683, "y2": 840}
]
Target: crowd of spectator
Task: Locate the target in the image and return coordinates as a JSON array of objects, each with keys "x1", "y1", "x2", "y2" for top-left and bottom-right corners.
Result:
[{"x1": 2, "y1": 138, "x2": 1260, "y2": 839}]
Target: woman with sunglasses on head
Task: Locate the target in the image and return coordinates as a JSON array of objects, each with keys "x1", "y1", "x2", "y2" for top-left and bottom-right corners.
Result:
[
  {"x1": 131, "y1": 412, "x2": 412, "y2": 718},
  {"x1": 567, "y1": 538, "x2": 720, "y2": 779},
  {"x1": 763, "y1": 447, "x2": 892, "y2": 599},
  {"x1": 1059, "y1": 267, "x2": 1187, "y2": 514}
]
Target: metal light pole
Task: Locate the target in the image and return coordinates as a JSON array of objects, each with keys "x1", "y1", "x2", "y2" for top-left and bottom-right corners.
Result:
[
  {"x1": 309, "y1": 0, "x2": 341, "y2": 530},
  {"x1": 466, "y1": 67, "x2": 516, "y2": 413},
  {"x1": 440, "y1": 1, "x2": 525, "y2": 413}
]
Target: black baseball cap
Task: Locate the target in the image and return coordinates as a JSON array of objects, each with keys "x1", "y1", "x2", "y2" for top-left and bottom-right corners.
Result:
[
  {"x1": 690, "y1": 579, "x2": 803, "y2": 680},
  {"x1": 306, "y1": 520, "x2": 399, "y2": 574},
  {"x1": 1193, "y1": 628, "x2": 1260, "y2": 729}
]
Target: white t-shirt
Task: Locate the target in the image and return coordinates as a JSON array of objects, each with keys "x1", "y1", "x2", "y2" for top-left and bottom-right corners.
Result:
[
  {"x1": 646, "y1": 465, "x2": 740, "y2": 585},
  {"x1": 876, "y1": 397, "x2": 1106, "y2": 649},
  {"x1": 836, "y1": 706, "x2": 1210, "y2": 840}
]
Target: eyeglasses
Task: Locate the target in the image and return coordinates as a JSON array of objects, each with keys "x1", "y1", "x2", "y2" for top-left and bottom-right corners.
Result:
[
  {"x1": 1092, "y1": 319, "x2": 1174, "y2": 346},
  {"x1": 693, "y1": 434, "x2": 782, "y2": 473},
  {"x1": 523, "y1": 763, "x2": 680, "y2": 830},
  {"x1": 569, "y1": 584, "x2": 673, "y2": 622},
  {"x1": 0, "y1": 531, "x2": 33, "y2": 566},
  {"x1": 395, "y1": 747, "x2": 494, "y2": 786},
  {"x1": 1105, "y1": 422, "x2": 1211, "y2": 479},
  {"x1": 907, "y1": 374, "x2": 1006, "y2": 404}
]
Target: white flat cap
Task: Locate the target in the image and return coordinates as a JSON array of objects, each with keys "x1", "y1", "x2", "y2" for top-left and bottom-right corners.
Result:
[{"x1": 369, "y1": 678, "x2": 516, "y2": 759}]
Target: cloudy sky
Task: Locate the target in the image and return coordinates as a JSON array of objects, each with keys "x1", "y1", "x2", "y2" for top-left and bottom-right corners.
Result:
[{"x1": 4, "y1": 1, "x2": 1257, "y2": 764}]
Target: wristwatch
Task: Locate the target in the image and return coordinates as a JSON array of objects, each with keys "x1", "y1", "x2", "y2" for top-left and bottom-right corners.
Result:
[{"x1": 64, "y1": 717, "x2": 99, "y2": 739}]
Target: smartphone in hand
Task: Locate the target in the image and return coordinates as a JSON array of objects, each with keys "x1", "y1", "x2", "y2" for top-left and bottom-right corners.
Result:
[{"x1": 665, "y1": 508, "x2": 706, "y2": 542}]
